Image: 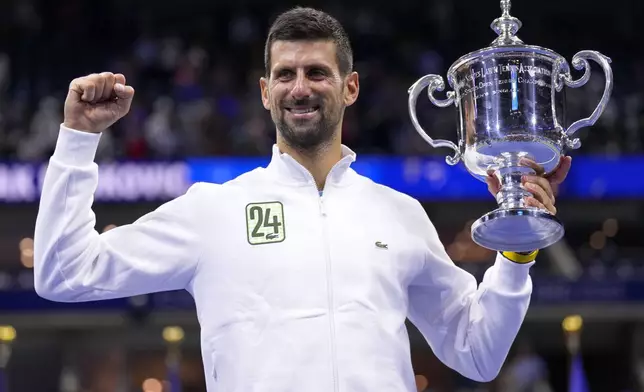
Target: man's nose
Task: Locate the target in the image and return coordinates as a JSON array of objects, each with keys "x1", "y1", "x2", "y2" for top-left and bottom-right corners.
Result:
[{"x1": 291, "y1": 72, "x2": 313, "y2": 100}]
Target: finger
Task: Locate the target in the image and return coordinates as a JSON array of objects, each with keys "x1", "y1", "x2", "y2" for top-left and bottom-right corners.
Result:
[
  {"x1": 114, "y1": 83, "x2": 135, "y2": 99},
  {"x1": 523, "y1": 174, "x2": 555, "y2": 203},
  {"x1": 523, "y1": 182, "x2": 556, "y2": 213},
  {"x1": 114, "y1": 83, "x2": 135, "y2": 113},
  {"x1": 548, "y1": 155, "x2": 572, "y2": 185},
  {"x1": 70, "y1": 78, "x2": 96, "y2": 102},
  {"x1": 486, "y1": 173, "x2": 501, "y2": 195},
  {"x1": 525, "y1": 196, "x2": 555, "y2": 214},
  {"x1": 114, "y1": 73, "x2": 126, "y2": 86},
  {"x1": 519, "y1": 157, "x2": 545, "y2": 176},
  {"x1": 99, "y1": 72, "x2": 115, "y2": 101},
  {"x1": 87, "y1": 73, "x2": 105, "y2": 103},
  {"x1": 67, "y1": 78, "x2": 83, "y2": 101}
]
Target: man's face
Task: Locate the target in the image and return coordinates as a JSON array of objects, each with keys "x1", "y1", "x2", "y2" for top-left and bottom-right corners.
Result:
[{"x1": 260, "y1": 40, "x2": 359, "y2": 151}]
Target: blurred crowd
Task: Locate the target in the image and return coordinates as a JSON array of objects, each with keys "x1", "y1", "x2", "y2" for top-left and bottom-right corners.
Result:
[
  {"x1": 0, "y1": 0, "x2": 642, "y2": 162},
  {"x1": 0, "y1": 3, "x2": 642, "y2": 392}
]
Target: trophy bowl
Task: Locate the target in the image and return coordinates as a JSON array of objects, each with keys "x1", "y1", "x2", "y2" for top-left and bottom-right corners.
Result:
[{"x1": 408, "y1": 0, "x2": 613, "y2": 252}]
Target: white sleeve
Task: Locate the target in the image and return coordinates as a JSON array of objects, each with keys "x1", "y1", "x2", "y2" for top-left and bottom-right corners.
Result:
[
  {"x1": 33, "y1": 125, "x2": 203, "y2": 302},
  {"x1": 406, "y1": 200, "x2": 533, "y2": 382}
]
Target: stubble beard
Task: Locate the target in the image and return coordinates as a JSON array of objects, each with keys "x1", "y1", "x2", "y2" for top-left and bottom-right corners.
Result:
[{"x1": 274, "y1": 108, "x2": 340, "y2": 157}]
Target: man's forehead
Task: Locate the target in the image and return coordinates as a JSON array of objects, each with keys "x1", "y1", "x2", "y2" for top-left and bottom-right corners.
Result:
[{"x1": 270, "y1": 40, "x2": 337, "y2": 69}]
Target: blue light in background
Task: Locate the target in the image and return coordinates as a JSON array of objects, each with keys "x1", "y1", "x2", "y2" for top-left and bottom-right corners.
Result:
[
  {"x1": 187, "y1": 154, "x2": 644, "y2": 200},
  {"x1": 0, "y1": 154, "x2": 642, "y2": 203}
]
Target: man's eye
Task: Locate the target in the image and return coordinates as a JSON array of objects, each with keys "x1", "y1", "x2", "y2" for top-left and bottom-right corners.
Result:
[
  {"x1": 277, "y1": 70, "x2": 294, "y2": 79},
  {"x1": 309, "y1": 69, "x2": 326, "y2": 78}
]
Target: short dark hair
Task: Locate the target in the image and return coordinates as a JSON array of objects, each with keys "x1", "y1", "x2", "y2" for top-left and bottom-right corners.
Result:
[{"x1": 264, "y1": 7, "x2": 353, "y2": 77}]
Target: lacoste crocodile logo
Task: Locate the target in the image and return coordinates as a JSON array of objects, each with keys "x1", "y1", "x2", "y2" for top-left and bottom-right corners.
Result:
[{"x1": 375, "y1": 241, "x2": 388, "y2": 249}]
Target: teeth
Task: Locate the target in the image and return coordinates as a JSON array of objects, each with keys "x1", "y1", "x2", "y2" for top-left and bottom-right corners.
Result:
[{"x1": 290, "y1": 108, "x2": 316, "y2": 114}]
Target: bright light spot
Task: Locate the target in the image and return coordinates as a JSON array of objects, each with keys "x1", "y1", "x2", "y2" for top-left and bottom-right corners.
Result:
[
  {"x1": 142, "y1": 378, "x2": 162, "y2": 392},
  {"x1": 163, "y1": 326, "x2": 185, "y2": 343},
  {"x1": 0, "y1": 326, "x2": 16, "y2": 342},
  {"x1": 20, "y1": 249, "x2": 34, "y2": 268},
  {"x1": 562, "y1": 315, "x2": 583, "y2": 333},
  {"x1": 19, "y1": 238, "x2": 34, "y2": 251}
]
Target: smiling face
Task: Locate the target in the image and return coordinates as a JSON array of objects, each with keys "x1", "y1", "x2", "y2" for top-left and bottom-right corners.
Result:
[{"x1": 260, "y1": 40, "x2": 359, "y2": 152}]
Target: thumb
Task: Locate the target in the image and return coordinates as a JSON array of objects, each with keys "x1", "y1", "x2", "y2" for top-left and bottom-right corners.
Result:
[
  {"x1": 114, "y1": 83, "x2": 135, "y2": 113},
  {"x1": 114, "y1": 83, "x2": 134, "y2": 99}
]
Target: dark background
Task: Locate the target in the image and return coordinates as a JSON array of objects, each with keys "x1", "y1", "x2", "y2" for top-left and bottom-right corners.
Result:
[{"x1": 0, "y1": 0, "x2": 643, "y2": 391}]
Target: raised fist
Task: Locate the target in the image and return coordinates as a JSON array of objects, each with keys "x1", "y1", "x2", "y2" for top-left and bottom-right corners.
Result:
[{"x1": 63, "y1": 72, "x2": 135, "y2": 134}]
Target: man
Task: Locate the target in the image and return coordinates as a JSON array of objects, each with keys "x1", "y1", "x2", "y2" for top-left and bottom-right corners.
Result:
[{"x1": 33, "y1": 7, "x2": 570, "y2": 392}]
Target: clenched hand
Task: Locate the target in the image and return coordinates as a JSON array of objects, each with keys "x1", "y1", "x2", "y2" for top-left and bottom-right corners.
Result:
[{"x1": 63, "y1": 72, "x2": 135, "y2": 134}]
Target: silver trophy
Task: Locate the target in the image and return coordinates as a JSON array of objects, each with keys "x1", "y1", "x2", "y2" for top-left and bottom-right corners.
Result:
[{"x1": 408, "y1": 0, "x2": 613, "y2": 252}]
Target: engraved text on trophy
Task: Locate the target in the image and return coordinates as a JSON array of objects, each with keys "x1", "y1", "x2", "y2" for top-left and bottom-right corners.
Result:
[
  {"x1": 452, "y1": 56, "x2": 565, "y2": 151},
  {"x1": 455, "y1": 61, "x2": 552, "y2": 103}
]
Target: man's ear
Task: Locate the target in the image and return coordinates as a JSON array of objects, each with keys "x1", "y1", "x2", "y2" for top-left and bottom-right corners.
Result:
[
  {"x1": 260, "y1": 76, "x2": 270, "y2": 110},
  {"x1": 344, "y1": 71, "x2": 359, "y2": 107}
]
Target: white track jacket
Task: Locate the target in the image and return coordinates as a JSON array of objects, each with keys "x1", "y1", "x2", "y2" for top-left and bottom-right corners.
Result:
[{"x1": 34, "y1": 126, "x2": 534, "y2": 392}]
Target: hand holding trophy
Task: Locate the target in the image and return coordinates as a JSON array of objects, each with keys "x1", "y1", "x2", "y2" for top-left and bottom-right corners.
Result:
[{"x1": 408, "y1": 0, "x2": 613, "y2": 253}]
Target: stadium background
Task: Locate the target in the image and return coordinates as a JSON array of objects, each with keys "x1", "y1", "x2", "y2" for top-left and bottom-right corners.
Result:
[{"x1": 0, "y1": 0, "x2": 643, "y2": 390}]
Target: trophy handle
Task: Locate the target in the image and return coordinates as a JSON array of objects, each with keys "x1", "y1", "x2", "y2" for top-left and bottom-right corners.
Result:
[
  {"x1": 556, "y1": 50, "x2": 613, "y2": 149},
  {"x1": 407, "y1": 74, "x2": 461, "y2": 165}
]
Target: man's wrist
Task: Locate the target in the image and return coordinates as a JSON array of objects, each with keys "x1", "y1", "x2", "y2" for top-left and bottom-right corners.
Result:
[
  {"x1": 515, "y1": 251, "x2": 535, "y2": 255},
  {"x1": 500, "y1": 250, "x2": 539, "y2": 264}
]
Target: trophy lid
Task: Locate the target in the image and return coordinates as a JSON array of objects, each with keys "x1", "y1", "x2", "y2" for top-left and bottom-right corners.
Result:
[
  {"x1": 490, "y1": 0, "x2": 523, "y2": 46},
  {"x1": 446, "y1": 0, "x2": 563, "y2": 78}
]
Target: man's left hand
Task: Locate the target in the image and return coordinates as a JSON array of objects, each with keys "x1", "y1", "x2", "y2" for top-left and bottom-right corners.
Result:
[{"x1": 486, "y1": 156, "x2": 572, "y2": 215}]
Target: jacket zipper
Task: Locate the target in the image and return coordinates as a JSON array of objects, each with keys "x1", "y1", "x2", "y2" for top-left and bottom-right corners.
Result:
[
  {"x1": 300, "y1": 159, "x2": 344, "y2": 392},
  {"x1": 318, "y1": 195, "x2": 339, "y2": 392}
]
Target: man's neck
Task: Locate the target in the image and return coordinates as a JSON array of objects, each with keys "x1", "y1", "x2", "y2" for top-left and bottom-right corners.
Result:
[{"x1": 277, "y1": 138, "x2": 343, "y2": 191}]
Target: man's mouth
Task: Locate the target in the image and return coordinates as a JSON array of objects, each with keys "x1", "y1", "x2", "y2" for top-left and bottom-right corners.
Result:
[
  {"x1": 286, "y1": 106, "x2": 320, "y2": 114},
  {"x1": 285, "y1": 106, "x2": 320, "y2": 119}
]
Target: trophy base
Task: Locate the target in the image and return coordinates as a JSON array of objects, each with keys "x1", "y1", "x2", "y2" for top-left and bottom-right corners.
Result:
[{"x1": 471, "y1": 207, "x2": 564, "y2": 253}]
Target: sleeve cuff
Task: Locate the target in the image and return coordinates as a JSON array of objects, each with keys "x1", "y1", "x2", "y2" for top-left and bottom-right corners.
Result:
[
  {"x1": 52, "y1": 124, "x2": 102, "y2": 167},
  {"x1": 493, "y1": 253, "x2": 534, "y2": 293}
]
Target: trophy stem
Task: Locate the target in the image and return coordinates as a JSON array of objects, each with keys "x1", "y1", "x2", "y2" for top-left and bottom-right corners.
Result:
[
  {"x1": 493, "y1": 152, "x2": 535, "y2": 210},
  {"x1": 470, "y1": 152, "x2": 565, "y2": 252}
]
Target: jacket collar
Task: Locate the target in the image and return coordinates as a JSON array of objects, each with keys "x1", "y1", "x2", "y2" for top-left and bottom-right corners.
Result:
[{"x1": 266, "y1": 144, "x2": 358, "y2": 187}]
